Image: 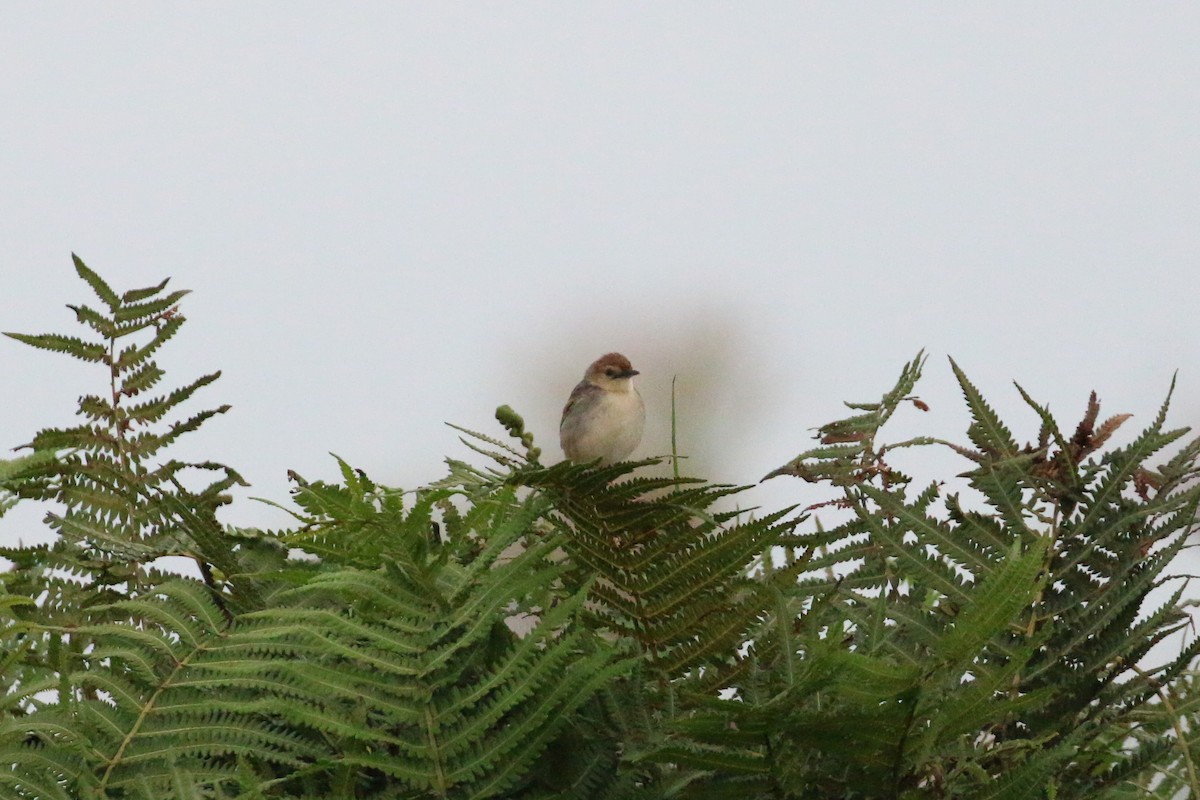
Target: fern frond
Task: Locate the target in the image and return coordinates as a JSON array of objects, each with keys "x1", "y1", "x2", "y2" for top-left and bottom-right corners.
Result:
[
  {"x1": 72, "y1": 253, "x2": 120, "y2": 310},
  {"x1": 949, "y1": 357, "x2": 1019, "y2": 459},
  {"x1": 66, "y1": 303, "x2": 120, "y2": 339},
  {"x1": 112, "y1": 289, "x2": 191, "y2": 324},
  {"x1": 113, "y1": 314, "x2": 185, "y2": 372},
  {"x1": 7, "y1": 268, "x2": 1200, "y2": 800},
  {"x1": 123, "y1": 372, "x2": 222, "y2": 426},
  {"x1": 2, "y1": 332, "x2": 107, "y2": 363},
  {"x1": 932, "y1": 537, "x2": 1046, "y2": 669},
  {"x1": 120, "y1": 277, "x2": 172, "y2": 304}
]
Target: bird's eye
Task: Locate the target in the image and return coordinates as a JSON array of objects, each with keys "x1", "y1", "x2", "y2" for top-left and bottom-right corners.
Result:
[{"x1": 605, "y1": 368, "x2": 617, "y2": 376}]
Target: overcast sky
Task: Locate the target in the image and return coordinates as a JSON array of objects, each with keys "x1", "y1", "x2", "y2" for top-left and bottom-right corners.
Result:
[{"x1": 3, "y1": 6, "x2": 1199, "y2": 553}]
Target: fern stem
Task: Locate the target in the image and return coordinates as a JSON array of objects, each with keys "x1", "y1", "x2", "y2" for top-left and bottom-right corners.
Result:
[
  {"x1": 1127, "y1": 660, "x2": 1200, "y2": 799},
  {"x1": 423, "y1": 704, "x2": 449, "y2": 794},
  {"x1": 891, "y1": 692, "x2": 920, "y2": 798},
  {"x1": 98, "y1": 642, "x2": 201, "y2": 791},
  {"x1": 108, "y1": 327, "x2": 127, "y2": 475},
  {"x1": 670, "y1": 375, "x2": 680, "y2": 481},
  {"x1": 1010, "y1": 501, "x2": 1061, "y2": 707},
  {"x1": 1023, "y1": 500, "x2": 1060, "y2": 639}
]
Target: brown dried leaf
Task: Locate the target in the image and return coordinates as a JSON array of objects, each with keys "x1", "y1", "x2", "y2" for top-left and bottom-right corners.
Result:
[
  {"x1": 1032, "y1": 460, "x2": 1063, "y2": 481},
  {"x1": 822, "y1": 431, "x2": 867, "y2": 444},
  {"x1": 1036, "y1": 422, "x2": 1051, "y2": 454},
  {"x1": 1091, "y1": 413, "x2": 1133, "y2": 451},
  {"x1": 911, "y1": 398, "x2": 930, "y2": 412},
  {"x1": 804, "y1": 497, "x2": 853, "y2": 513},
  {"x1": 1133, "y1": 467, "x2": 1161, "y2": 501},
  {"x1": 1071, "y1": 391, "x2": 1100, "y2": 448}
]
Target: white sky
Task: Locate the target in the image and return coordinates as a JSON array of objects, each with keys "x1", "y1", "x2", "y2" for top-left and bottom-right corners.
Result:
[{"x1": 3, "y1": 6, "x2": 1199, "y2": 558}]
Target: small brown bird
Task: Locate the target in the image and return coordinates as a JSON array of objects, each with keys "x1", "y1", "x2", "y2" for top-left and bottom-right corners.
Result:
[{"x1": 559, "y1": 352, "x2": 646, "y2": 465}]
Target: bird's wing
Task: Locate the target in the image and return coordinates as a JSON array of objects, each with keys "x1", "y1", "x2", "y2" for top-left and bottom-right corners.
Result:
[{"x1": 560, "y1": 381, "x2": 599, "y2": 426}]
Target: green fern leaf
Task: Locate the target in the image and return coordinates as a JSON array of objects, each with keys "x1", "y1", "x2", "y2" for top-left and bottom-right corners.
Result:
[
  {"x1": 72, "y1": 253, "x2": 120, "y2": 310},
  {"x1": 113, "y1": 315, "x2": 185, "y2": 372},
  {"x1": 112, "y1": 289, "x2": 191, "y2": 324},
  {"x1": 123, "y1": 372, "x2": 222, "y2": 426},
  {"x1": 3, "y1": 332, "x2": 107, "y2": 363},
  {"x1": 934, "y1": 537, "x2": 1047, "y2": 668},
  {"x1": 949, "y1": 357, "x2": 1019, "y2": 459},
  {"x1": 119, "y1": 363, "x2": 167, "y2": 397},
  {"x1": 120, "y1": 277, "x2": 172, "y2": 304},
  {"x1": 859, "y1": 482, "x2": 996, "y2": 579},
  {"x1": 66, "y1": 303, "x2": 118, "y2": 339},
  {"x1": 965, "y1": 736, "x2": 1076, "y2": 800}
]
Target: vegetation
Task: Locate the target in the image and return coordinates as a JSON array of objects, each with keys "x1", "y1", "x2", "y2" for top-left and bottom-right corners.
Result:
[{"x1": 2, "y1": 257, "x2": 1199, "y2": 798}]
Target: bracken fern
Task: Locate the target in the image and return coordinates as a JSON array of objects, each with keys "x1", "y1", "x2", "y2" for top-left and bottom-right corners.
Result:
[{"x1": 4, "y1": 261, "x2": 1200, "y2": 799}]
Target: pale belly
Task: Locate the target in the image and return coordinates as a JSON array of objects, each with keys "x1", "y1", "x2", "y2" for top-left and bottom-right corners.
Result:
[{"x1": 560, "y1": 390, "x2": 645, "y2": 464}]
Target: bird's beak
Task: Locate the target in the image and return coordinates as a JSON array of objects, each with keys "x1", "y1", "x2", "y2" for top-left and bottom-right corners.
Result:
[{"x1": 617, "y1": 369, "x2": 639, "y2": 379}]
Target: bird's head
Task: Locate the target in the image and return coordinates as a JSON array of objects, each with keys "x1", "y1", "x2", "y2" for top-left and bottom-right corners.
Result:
[{"x1": 585, "y1": 352, "x2": 640, "y2": 392}]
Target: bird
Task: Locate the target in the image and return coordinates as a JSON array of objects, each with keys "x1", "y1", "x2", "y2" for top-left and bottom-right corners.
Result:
[{"x1": 559, "y1": 352, "x2": 646, "y2": 465}]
